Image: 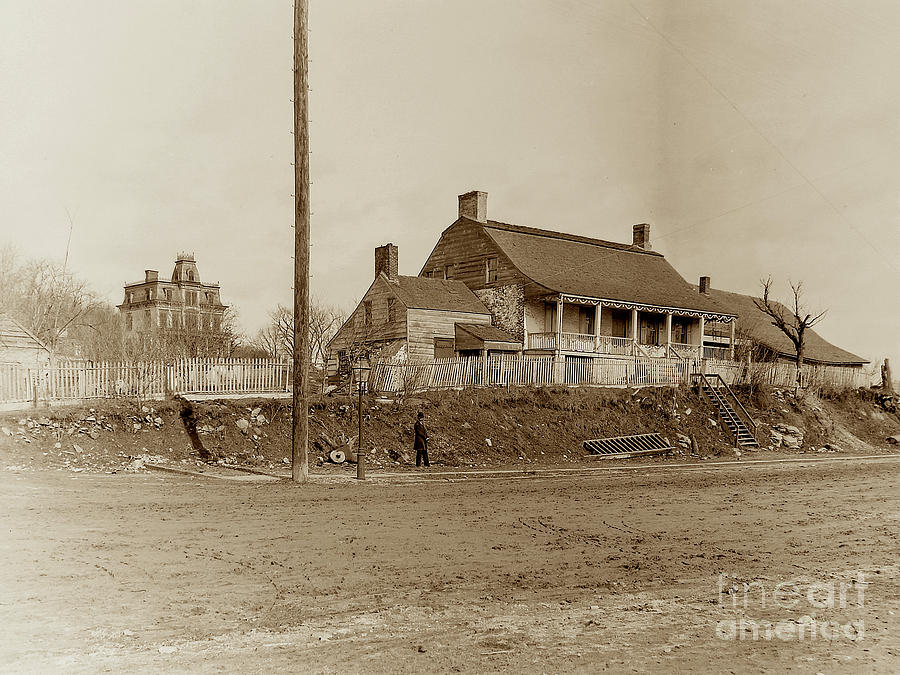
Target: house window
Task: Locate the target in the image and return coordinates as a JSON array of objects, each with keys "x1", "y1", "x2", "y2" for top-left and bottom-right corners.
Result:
[
  {"x1": 188, "y1": 270, "x2": 195, "y2": 282},
  {"x1": 544, "y1": 303, "x2": 557, "y2": 333},
  {"x1": 164, "y1": 288, "x2": 172, "y2": 301},
  {"x1": 672, "y1": 318, "x2": 692, "y2": 344},
  {"x1": 434, "y1": 338, "x2": 455, "y2": 359},
  {"x1": 640, "y1": 316, "x2": 662, "y2": 345},
  {"x1": 364, "y1": 301, "x2": 372, "y2": 326},
  {"x1": 444, "y1": 264, "x2": 454, "y2": 280},
  {"x1": 485, "y1": 257, "x2": 498, "y2": 283},
  {"x1": 610, "y1": 309, "x2": 629, "y2": 338},
  {"x1": 387, "y1": 298, "x2": 397, "y2": 323},
  {"x1": 127, "y1": 292, "x2": 134, "y2": 304},
  {"x1": 148, "y1": 288, "x2": 154, "y2": 301},
  {"x1": 705, "y1": 320, "x2": 729, "y2": 338},
  {"x1": 125, "y1": 313, "x2": 133, "y2": 330},
  {"x1": 577, "y1": 307, "x2": 594, "y2": 335}
]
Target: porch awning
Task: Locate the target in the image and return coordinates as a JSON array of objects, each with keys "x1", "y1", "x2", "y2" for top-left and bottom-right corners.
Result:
[
  {"x1": 455, "y1": 323, "x2": 521, "y2": 352},
  {"x1": 556, "y1": 294, "x2": 736, "y2": 322}
]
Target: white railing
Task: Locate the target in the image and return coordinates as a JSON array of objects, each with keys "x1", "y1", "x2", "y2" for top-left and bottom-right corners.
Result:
[
  {"x1": 528, "y1": 332, "x2": 635, "y2": 355},
  {"x1": 527, "y1": 332, "x2": 558, "y2": 350},
  {"x1": 559, "y1": 332, "x2": 597, "y2": 353},
  {"x1": 703, "y1": 345, "x2": 732, "y2": 360},
  {"x1": 597, "y1": 336, "x2": 633, "y2": 356},
  {"x1": 368, "y1": 354, "x2": 867, "y2": 395},
  {"x1": 671, "y1": 342, "x2": 701, "y2": 360},
  {"x1": 0, "y1": 358, "x2": 292, "y2": 405},
  {"x1": 371, "y1": 354, "x2": 711, "y2": 393}
]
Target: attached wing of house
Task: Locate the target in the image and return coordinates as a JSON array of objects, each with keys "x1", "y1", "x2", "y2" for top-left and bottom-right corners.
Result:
[
  {"x1": 695, "y1": 286, "x2": 868, "y2": 366},
  {"x1": 326, "y1": 243, "x2": 520, "y2": 369}
]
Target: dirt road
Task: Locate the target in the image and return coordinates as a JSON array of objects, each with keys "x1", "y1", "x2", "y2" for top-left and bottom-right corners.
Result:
[{"x1": 2, "y1": 458, "x2": 899, "y2": 673}]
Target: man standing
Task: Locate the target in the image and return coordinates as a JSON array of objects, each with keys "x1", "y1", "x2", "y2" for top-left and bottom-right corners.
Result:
[{"x1": 414, "y1": 411, "x2": 430, "y2": 468}]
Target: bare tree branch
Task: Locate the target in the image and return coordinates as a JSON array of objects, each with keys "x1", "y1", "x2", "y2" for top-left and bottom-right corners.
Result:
[{"x1": 753, "y1": 276, "x2": 828, "y2": 390}]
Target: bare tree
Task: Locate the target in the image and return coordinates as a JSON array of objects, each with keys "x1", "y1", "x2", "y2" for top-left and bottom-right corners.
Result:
[
  {"x1": 753, "y1": 277, "x2": 827, "y2": 391},
  {"x1": 253, "y1": 299, "x2": 343, "y2": 367},
  {"x1": 0, "y1": 250, "x2": 101, "y2": 355}
]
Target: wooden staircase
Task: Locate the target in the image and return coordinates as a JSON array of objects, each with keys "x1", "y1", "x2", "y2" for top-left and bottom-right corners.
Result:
[{"x1": 695, "y1": 373, "x2": 759, "y2": 449}]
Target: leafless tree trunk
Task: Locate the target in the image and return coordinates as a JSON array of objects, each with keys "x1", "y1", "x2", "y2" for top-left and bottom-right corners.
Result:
[{"x1": 753, "y1": 277, "x2": 827, "y2": 393}]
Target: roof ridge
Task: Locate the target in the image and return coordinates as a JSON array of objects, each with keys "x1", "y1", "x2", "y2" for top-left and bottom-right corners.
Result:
[{"x1": 483, "y1": 219, "x2": 663, "y2": 256}]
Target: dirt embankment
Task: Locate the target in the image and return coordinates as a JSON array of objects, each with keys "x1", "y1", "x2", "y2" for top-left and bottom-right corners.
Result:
[{"x1": 1, "y1": 386, "x2": 898, "y2": 474}]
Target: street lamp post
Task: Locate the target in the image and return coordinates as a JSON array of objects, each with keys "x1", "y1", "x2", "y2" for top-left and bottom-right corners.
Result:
[{"x1": 352, "y1": 358, "x2": 371, "y2": 481}]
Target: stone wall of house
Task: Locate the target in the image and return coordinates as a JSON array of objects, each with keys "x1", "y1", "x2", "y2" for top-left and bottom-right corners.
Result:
[{"x1": 475, "y1": 284, "x2": 525, "y2": 341}]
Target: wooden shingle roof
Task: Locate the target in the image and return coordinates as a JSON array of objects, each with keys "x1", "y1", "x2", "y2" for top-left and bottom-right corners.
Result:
[
  {"x1": 478, "y1": 219, "x2": 731, "y2": 316},
  {"x1": 697, "y1": 286, "x2": 868, "y2": 365},
  {"x1": 392, "y1": 276, "x2": 489, "y2": 314}
]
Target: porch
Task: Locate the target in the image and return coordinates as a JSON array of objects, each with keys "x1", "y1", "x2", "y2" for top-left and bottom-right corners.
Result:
[{"x1": 525, "y1": 295, "x2": 736, "y2": 360}]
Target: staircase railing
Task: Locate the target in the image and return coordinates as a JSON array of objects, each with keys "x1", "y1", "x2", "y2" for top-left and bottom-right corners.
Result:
[
  {"x1": 695, "y1": 372, "x2": 757, "y2": 446},
  {"x1": 696, "y1": 372, "x2": 739, "y2": 446},
  {"x1": 707, "y1": 373, "x2": 757, "y2": 439}
]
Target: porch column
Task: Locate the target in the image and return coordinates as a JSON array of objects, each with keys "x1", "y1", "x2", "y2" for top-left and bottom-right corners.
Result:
[
  {"x1": 698, "y1": 316, "x2": 706, "y2": 361},
  {"x1": 729, "y1": 319, "x2": 736, "y2": 361},
  {"x1": 555, "y1": 296, "x2": 564, "y2": 352},
  {"x1": 555, "y1": 296, "x2": 564, "y2": 384},
  {"x1": 631, "y1": 308, "x2": 639, "y2": 356},
  {"x1": 665, "y1": 312, "x2": 673, "y2": 357},
  {"x1": 594, "y1": 302, "x2": 602, "y2": 353}
]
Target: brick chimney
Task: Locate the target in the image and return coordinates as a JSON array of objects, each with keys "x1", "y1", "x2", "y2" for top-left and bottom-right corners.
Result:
[
  {"x1": 632, "y1": 223, "x2": 651, "y2": 250},
  {"x1": 145, "y1": 270, "x2": 159, "y2": 283},
  {"x1": 458, "y1": 190, "x2": 488, "y2": 223},
  {"x1": 375, "y1": 243, "x2": 399, "y2": 281},
  {"x1": 699, "y1": 275, "x2": 711, "y2": 295}
]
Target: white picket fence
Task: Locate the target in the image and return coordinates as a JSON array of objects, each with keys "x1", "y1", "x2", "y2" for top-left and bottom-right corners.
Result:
[
  {"x1": 367, "y1": 353, "x2": 869, "y2": 395},
  {"x1": 369, "y1": 354, "x2": 743, "y2": 393},
  {"x1": 0, "y1": 358, "x2": 292, "y2": 405},
  {"x1": 745, "y1": 360, "x2": 867, "y2": 391}
]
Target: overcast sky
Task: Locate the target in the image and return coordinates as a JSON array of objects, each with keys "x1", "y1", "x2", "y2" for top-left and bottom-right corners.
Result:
[{"x1": 1, "y1": 0, "x2": 897, "y2": 371}]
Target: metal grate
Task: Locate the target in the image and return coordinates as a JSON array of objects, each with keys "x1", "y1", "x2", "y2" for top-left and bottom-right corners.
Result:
[{"x1": 583, "y1": 432, "x2": 672, "y2": 459}]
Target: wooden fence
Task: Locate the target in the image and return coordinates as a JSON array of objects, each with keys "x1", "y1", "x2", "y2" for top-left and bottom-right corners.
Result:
[
  {"x1": 366, "y1": 353, "x2": 868, "y2": 395},
  {"x1": 0, "y1": 358, "x2": 291, "y2": 406},
  {"x1": 744, "y1": 360, "x2": 868, "y2": 391},
  {"x1": 368, "y1": 354, "x2": 743, "y2": 393}
]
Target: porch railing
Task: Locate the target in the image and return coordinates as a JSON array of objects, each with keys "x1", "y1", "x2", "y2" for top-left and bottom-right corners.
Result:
[
  {"x1": 670, "y1": 342, "x2": 701, "y2": 360},
  {"x1": 703, "y1": 345, "x2": 732, "y2": 360},
  {"x1": 528, "y1": 332, "x2": 635, "y2": 356}
]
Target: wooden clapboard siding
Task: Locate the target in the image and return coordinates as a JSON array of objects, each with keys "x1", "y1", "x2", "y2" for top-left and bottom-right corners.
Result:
[
  {"x1": 328, "y1": 276, "x2": 409, "y2": 353},
  {"x1": 406, "y1": 308, "x2": 492, "y2": 362},
  {"x1": 418, "y1": 219, "x2": 528, "y2": 291}
]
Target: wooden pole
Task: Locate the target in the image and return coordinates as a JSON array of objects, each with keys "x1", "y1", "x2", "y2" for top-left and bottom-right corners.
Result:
[{"x1": 292, "y1": 0, "x2": 310, "y2": 483}]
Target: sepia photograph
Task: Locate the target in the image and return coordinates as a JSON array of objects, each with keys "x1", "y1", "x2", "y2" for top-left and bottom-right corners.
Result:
[{"x1": 1, "y1": 1, "x2": 898, "y2": 672}]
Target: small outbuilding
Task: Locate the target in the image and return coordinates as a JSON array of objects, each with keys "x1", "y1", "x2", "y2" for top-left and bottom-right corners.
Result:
[{"x1": 0, "y1": 314, "x2": 51, "y2": 366}]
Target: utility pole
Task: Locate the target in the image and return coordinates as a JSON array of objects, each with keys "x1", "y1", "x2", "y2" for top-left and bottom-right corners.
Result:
[{"x1": 292, "y1": 0, "x2": 310, "y2": 483}]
